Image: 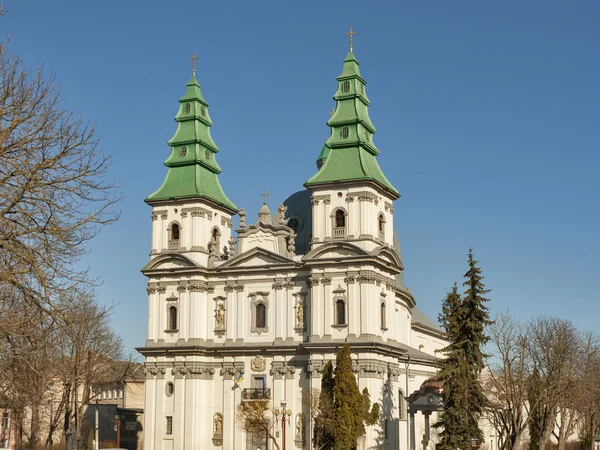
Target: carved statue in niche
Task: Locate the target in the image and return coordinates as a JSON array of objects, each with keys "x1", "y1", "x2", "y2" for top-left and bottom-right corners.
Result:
[
  {"x1": 251, "y1": 355, "x2": 266, "y2": 372},
  {"x1": 296, "y1": 414, "x2": 304, "y2": 437},
  {"x1": 296, "y1": 301, "x2": 304, "y2": 326},
  {"x1": 213, "y1": 413, "x2": 223, "y2": 436},
  {"x1": 215, "y1": 304, "x2": 225, "y2": 328}
]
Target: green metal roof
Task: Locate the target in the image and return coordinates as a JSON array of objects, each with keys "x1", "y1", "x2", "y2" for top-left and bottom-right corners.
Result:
[
  {"x1": 146, "y1": 75, "x2": 236, "y2": 211},
  {"x1": 305, "y1": 52, "x2": 399, "y2": 198}
]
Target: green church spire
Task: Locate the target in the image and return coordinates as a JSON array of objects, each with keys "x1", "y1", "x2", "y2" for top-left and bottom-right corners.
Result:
[
  {"x1": 305, "y1": 51, "x2": 399, "y2": 199},
  {"x1": 146, "y1": 69, "x2": 237, "y2": 211}
]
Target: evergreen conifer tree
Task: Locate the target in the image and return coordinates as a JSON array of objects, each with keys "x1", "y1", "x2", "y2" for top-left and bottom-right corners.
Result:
[
  {"x1": 332, "y1": 344, "x2": 380, "y2": 450},
  {"x1": 314, "y1": 361, "x2": 335, "y2": 450},
  {"x1": 435, "y1": 250, "x2": 492, "y2": 450}
]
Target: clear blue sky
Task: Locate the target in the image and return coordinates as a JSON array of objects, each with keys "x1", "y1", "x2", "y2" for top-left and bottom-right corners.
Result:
[{"x1": 4, "y1": 1, "x2": 599, "y2": 354}]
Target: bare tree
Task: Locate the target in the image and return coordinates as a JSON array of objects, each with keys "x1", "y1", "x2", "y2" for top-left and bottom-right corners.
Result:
[
  {"x1": 525, "y1": 316, "x2": 580, "y2": 450},
  {"x1": 0, "y1": 32, "x2": 120, "y2": 312},
  {"x1": 484, "y1": 313, "x2": 532, "y2": 450},
  {"x1": 236, "y1": 400, "x2": 280, "y2": 450}
]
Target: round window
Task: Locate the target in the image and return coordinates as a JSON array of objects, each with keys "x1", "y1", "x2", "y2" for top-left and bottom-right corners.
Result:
[
  {"x1": 342, "y1": 81, "x2": 350, "y2": 93},
  {"x1": 166, "y1": 382, "x2": 174, "y2": 397},
  {"x1": 340, "y1": 127, "x2": 349, "y2": 139},
  {"x1": 183, "y1": 103, "x2": 191, "y2": 114},
  {"x1": 179, "y1": 146, "x2": 187, "y2": 158},
  {"x1": 287, "y1": 217, "x2": 301, "y2": 233}
]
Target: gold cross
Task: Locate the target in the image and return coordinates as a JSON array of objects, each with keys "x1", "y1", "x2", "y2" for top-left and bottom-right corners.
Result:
[
  {"x1": 346, "y1": 26, "x2": 356, "y2": 52},
  {"x1": 329, "y1": 107, "x2": 335, "y2": 116},
  {"x1": 262, "y1": 189, "x2": 269, "y2": 204},
  {"x1": 190, "y1": 51, "x2": 198, "y2": 76}
]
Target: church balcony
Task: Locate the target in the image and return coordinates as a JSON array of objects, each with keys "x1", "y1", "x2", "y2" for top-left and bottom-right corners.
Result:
[
  {"x1": 168, "y1": 239, "x2": 180, "y2": 250},
  {"x1": 241, "y1": 388, "x2": 271, "y2": 401}
]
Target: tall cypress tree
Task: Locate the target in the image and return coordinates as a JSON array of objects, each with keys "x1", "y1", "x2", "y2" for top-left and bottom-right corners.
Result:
[
  {"x1": 436, "y1": 250, "x2": 492, "y2": 450},
  {"x1": 333, "y1": 344, "x2": 379, "y2": 450}
]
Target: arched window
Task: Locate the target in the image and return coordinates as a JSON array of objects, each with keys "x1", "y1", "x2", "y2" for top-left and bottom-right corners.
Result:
[
  {"x1": 381, "y1": 302, "x2": 387, "y2": 329},
  {"x1": 399, "y1": 390, "x2": 407, "y2": 420},
  {"x1": 333, "y1": 209, "x2": 347, "y2": 238},
  {"x1": 335, "y1": 210, "x2": 346, "y2": 228},
  {"x1": 168, "y1": 306, "x2": 177, "y2": 331},
  {"x1": 255, "y1": 303, "x2": 266, "y2": 329},
  {"x1": 169, "y1": 223, "x2": 180, "y2": 250},
  {"x1": 378, "y1": 214, "x2": 386, "y2": 240},
  {"x1": 336, "y1": 299, "x2": 346, "y2": 325}
]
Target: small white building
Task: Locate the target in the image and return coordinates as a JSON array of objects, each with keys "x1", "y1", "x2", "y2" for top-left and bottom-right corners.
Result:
[{"x1": 138, "y1": 48, "x2": 446, "y2": 450}]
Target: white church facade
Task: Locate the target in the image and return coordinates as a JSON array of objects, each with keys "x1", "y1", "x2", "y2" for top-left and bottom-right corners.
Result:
[{"x1": 138, "y1": 46, "x2": 446, "y2": 450}]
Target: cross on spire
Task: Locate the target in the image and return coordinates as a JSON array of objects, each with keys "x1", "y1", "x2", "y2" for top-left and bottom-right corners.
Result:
[
  {"x1": 262, "y1": 189, "x2": 269, "y2": 205},
  {"x1": 346, "y1": 26, "x2": 356, "y2": 52},
  {"x1": 190, "y1": 51, "x2": 198, "y2": 77},
  {"x1": 329, "y1": 107, "x2": 335, "y2": 116}
]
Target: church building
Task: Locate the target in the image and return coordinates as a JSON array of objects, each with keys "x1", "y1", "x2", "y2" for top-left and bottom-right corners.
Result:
[{"x1": 138, "y1": 40, "x2": 446, "y2": 450}]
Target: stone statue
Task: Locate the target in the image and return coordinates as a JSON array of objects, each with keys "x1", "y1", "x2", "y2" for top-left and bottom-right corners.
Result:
[
  {"x1": 296, "y1": 301, "x2": 304, "y2": 326},
  {"x1": 277, "y1": 204, "x2": 287, "y2": 225},
  {"x1": 296, "y1": 414, "x2": 304, "y2": 437},
  {"x1": 215, "y1": 304, "x2": 225, "y2": 328},
  {"x1": 214, "y1": 413, "x2": 223, "y2": 436}
]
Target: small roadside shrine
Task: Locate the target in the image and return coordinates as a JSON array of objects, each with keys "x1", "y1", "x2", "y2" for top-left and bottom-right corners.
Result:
[{"x1": 408, "y1": 378, "x2": 444, "y2": 450}]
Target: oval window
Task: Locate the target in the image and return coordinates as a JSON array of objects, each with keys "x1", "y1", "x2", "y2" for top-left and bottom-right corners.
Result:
[
  {"x1": 166, "y1": 382, "x2": 174, "y2": 397},
  {"x1": 342, "y1": 81, "x2": 350, "y2": 93},
  {"x1": 183, "y1": 103, "x2": 191, "y2": 114},
  {"x1": 179, "y1": 146, "x2": 187, "y2": 158},
  {"x1": 340, "y1": 127, "x2": 349, "y2": 139}
]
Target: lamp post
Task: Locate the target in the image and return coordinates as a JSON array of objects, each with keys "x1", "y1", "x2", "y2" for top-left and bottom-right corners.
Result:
[{"x1": 274, "y1": 401, "x2": 292, "y2": 450}]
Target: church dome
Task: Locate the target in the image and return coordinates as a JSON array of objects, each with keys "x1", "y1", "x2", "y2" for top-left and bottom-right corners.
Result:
[{"x1": 282, "y1": 189, "x2": 407, "y2": 290}]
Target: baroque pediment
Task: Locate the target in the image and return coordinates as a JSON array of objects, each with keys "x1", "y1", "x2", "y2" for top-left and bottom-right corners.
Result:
[
  {"x1": 218, "y1": 247, "x2": 296, "y2": 269},
  {"x1": 303, "y1": 242, "x2": 370, "y2": 260},
  {"x1": 142, "y1": 253, "x2": 199, "y2": 272}
]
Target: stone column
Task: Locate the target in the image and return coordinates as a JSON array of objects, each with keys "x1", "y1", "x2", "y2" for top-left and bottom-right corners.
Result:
[
  {"x1": 273, "y1": 281, "x2": 284, "y2": 342},
  {"x1": 177, "y1": 285, "x2": 188, "y2": 341},
  {"x1": 225, "y1": 285, "x2": 236, "y2": 342},
  {"x1": 143, "y1": 371, "x2": 157, "y2": 450},
  {"x1": 345, "y1": 275, "x2": 358, "y2": 337},
  {"x1": 347, "y1": 194, "x2": 357, "y2": 239},
  {"x1": 309, "y1": 276, "x2": 322, "y2": 339},
  {"x1": 173, "y1": 368, "x2": 186, "y2": 450},
  {"x1": 422, "y1": 412, "x2": 431, "y2": 450},
  {"x1": 151, "y1": 212, "x2": 159, "y2": 254},
  {"x1": 322, "y1": 276, "x2": 332, "y2": 336},
  {"x1": 311, "y1": 197, "x2": 321, "y2": 245}
]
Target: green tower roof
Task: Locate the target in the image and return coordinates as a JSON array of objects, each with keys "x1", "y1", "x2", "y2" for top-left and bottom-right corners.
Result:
[
  {"x1": 305, "y1": 51, "x2": 399, "y2": 199},
  {"x1": 146, "y1": 75, "x2": 237, "y2": 211}
]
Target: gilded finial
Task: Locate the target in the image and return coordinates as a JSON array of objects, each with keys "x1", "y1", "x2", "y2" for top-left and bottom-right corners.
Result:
[
  {"x1": 190, "y1": 51, "x2": 198, "y2": 77},
  {"x1": 346, "y1": 26, "x2": 356, "y2": 52},
  {"x1": 261, "y1": 189, "x2": 269, "y2": 205},
  {"x1": 329, "y1": 107, "x2": 335, "y2": 116}
]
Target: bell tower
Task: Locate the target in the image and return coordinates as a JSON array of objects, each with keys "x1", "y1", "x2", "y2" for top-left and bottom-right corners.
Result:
[{"x1": 146, "y1": 59, "x2": 237, "y2": 267}]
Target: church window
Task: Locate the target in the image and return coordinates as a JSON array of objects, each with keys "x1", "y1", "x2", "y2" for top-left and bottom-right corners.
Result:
[
  {"x1": 378, "y1": 214, "x2": 386, "y2": 240},
  {"x1": 169, "y1": 223, "x2": 181, "y2": 250},
  {"x1": 287, "y1": 218, "x2": 300, "y2": 233},
  {"x1": 179, "y1": 146, "x2": 187, "y2": 158},
  {"x1": 165, "y1": 416, "x2": 173, "y2": 435},
  {"x1": 399, "y1": 390, "x2": 407, "y2": 420},
  {"x1": 335, "y1": 299, "x2": 346, "y2": 325},
  {"x1": 340, "y1": 127, "x2": 349, "y2": 139},
  {"x1": 255, "y1": 303, "x2": 266, "y2": 329},
  {"x1": 342, "y1": 80, "x2": 350, "y2": 93},
  {"x1": 332, "y1": 209, "x2": 347, "y2": 238},
  {"x1": 165, "y1": 382, "x2": 174, "y2": 397},
  {"x1": 335, "y1": 210, "x2": 345, "y2": 228},
  {"x1": 168, "y1": 306, "x2": 178, "y2": 331}
]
